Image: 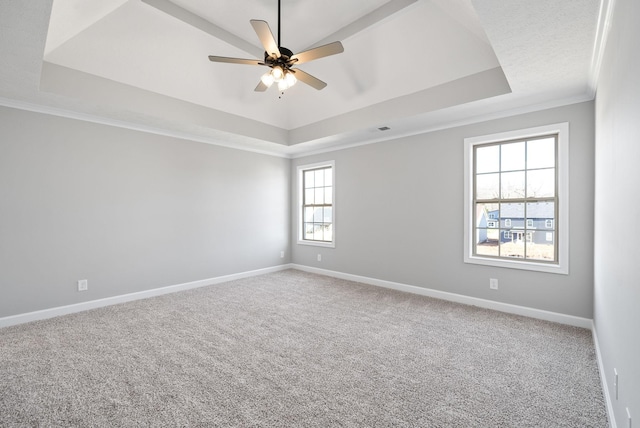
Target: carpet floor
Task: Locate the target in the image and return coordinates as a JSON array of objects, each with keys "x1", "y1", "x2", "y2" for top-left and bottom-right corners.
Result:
[{"x1": 0, "y1": 269, "x2": 607, "y2": 427}]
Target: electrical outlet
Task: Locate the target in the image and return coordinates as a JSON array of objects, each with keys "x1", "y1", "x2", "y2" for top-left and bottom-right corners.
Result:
[
  {"x1": 317, "y1": 254, "x2": 322, "y2": 262},
  {"x1": 77, "y1": 279, "x2": 88, "y2": 292},
  {"x1": 489, "y1": 278, "x2": 498, "y2": 290},
  {"x1": 280, "y1": 251, "x2": 285, "y2": 258},
  {"x1": 614, "y1": 368, "x2": 618, "y2": 400}
]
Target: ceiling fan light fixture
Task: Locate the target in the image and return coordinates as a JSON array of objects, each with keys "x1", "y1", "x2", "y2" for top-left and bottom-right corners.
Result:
[
  {"x1": 277, "y1": 70, "x2": 297, "y2": 91},
  {"x1": 284, "y1": 71, "x2": 297, "y2": 86},
  {"x1": 277, "y1": 79, "x2": 289, "y2": 91},
  {"x1": 261, "y1": 72, "x2": 275, "y2": 87},
  {"x1": 271, "y1": 66, "x2": 284, "y2": 82}
]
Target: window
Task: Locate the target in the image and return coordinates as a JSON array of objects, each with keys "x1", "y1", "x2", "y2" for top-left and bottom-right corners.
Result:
[
  {"x1": 297, "y1": 161, "x2": 335, "y2": 247},
  {"x1": 464, "y1": 123, "x2": 569, "y2": 274}
]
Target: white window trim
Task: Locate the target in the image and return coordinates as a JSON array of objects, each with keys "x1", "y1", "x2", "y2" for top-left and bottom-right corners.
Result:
[
  {"x1": 297, "y1": 160, "x2": 335, "y2": 248},
  {"x1": 463, "y1": 123, "x2": 569, "y2": 274}
]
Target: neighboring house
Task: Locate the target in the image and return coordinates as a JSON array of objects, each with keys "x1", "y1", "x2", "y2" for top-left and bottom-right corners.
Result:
[{"x1": 479, "y1": 202, "x2": 555, "y2": 245}]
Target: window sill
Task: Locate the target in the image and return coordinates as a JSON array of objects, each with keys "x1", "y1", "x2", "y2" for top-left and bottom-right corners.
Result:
[
  {"x1": 297, "y1": 239, "x2": 335, "y2": 248},
  {"x1": 464, "y1": 254, "x2": 568, "y2": 275}
]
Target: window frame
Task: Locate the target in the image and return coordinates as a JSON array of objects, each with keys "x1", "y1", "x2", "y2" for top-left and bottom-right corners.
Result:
[
  {"x1": 297, "y1": 161, "x2": 335, "y2": 248},
  {"x1": 463, "y1": 123, "x2": 569, "y2": 274}
]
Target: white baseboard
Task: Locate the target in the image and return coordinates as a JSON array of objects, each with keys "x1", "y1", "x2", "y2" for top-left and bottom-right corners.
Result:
[
  {"x1": 0, "y1": 264, "x2": 293, "y2": 329},
  {"x1": 291, "y1": 264, "x2": 593, "y2": 329},
  {"x1": 592, "y1": 323, "x2": 617, "y2": 428},
  {"x1": 1, "y1": 263, "x2": 592, "y2": 331}
]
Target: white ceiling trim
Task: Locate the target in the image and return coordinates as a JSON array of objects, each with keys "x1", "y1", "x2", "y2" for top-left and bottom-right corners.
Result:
[
  {"x1": 0, "y1": 96, "x2": 290, "y2": 158},
  {"x1": 1, "y1": 87, "x2": 594, "y2": 161},
  {"x1": 588, "y1": 0, "x2": 616, "y2": 96},
  {"x1": 289, "y1": 93, "x2": 595, "y2": 159}
]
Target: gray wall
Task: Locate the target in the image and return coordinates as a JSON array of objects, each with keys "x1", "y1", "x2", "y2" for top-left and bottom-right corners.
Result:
[
  {"x1": 594, "y1": 0, "x2": 640, "y2": 422},
  {"x1": 292, "y1": 101, "x2": 595, "y2": 318},
  {"x1": 0, "y1": 107, "x2": 290, "y2": 318}
]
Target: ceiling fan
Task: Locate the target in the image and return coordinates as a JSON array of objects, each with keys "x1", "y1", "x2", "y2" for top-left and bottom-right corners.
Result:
[{"x1": 207, "y1": 0, "x2": 344, "y2": 93}]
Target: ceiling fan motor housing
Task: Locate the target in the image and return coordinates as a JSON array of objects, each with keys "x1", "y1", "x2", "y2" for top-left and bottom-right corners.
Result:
[{"x1": 265, "y1": 47, "x2": 295, "y2": 66}]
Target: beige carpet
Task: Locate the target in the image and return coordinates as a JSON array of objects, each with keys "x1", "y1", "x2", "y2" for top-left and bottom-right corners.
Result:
[{"x1": 0, "y1": 269, "x2": 607, "y2": 427}]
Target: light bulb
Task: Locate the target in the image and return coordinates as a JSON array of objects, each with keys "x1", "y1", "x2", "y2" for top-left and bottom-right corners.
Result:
[
  {"x1": 277, "y1": 71, "x2": 297, "y2": 91},
  {"x1": 278, "y1": 79, "x2": 289, "y2": 91},
  {"x1": 284, "y1": 72, "x2": 297, "y2": 87},
  {"x1": 260, "y1": 72, "x2": 275, "y2": 87},
  {"x1": 271, "y1": 66, "x2": 284, "y2": 82}
]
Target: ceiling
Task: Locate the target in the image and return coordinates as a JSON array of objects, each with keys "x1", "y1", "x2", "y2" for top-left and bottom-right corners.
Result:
[{"x1": 0, "y1": 0, "x2": 605, "y2": 157}]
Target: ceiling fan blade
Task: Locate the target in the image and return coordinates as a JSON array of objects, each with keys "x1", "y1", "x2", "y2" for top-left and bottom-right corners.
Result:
[
  {"x1": 208, "y1": 56, "x2": 263, "y2": 66},
  {"x1": 250, "y1": 20, "x2": 281, "y2": 58},
  {"x1": 255, "y1": 81, "x2": 270, "y2": 92},
  {"x1": 290, "y1": 41, "x2": 344, "y2": 65},
  {"x1": 293, "y1": 69, "x2": 327, "y2": 90},
  {"x1": 255, "y1": 72, "x2": 273, "y2": 92}
]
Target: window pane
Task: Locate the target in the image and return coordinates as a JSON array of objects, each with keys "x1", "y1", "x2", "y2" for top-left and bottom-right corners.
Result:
[
  {"x1": 500, "y1": 203, "x2": 524, "y2": 228},
  {"x1": 526, "y1": 202, "x2": 554, "y2": 226},
  {"x1": 315, "y1": 169, "x2": 324, "y2": 187},
  {"x1": 323, "y1": 207, "x2": 332, "y2": 223},
  {"x1": 500, "y1": 238, "x2": 525, "y2": 258},
  {"x1": 304, "y1": 224, "x2": 314, "y2": 239},
  {"x1": 469, "y1": 131, "x2": 560, "y2": 267},
  {"x1": 475, "y1": 229, "x2": 499, "y2": 256},
  {"x1": 527, "y1": 168, "x2": 555, "y2": 198},
  {"x1": 501, "y1": 141, "x2": 525, "y2": 171},
  {"x1": 527, "y1": 137, "x2": 555, "y2": 169},
  {"x1": 304, "y1": 207, "x2": 314, "y2": 222},
  {"x1": 324, "y1": 168, "x2": 332, "y2": 186},
  {"x1": 300, "y1": 164, "x2": 334, "y2": 244},
  {"x1": 324, "y1": 187, "x2": 333, "y2": 204},
  {"x1": 324, "y1": 224, "x2": 333, "y2": 242},
  {"x1": 476, "y1": 173, "x2": 499, "y2": 200},
  {"x1": 305, "y1": 170, "x2": 315, "y2": 188},
  {"x1": 501, "y1": 171, "x2": 525, "y2": 199},
  {"x1": 475, "y1": 202, "x2": 499, "y2": 227},
  {"x1": 526, "y1": 231, "x2": 555, "y2": 261},
  {"x1": 305, "y1": 189, "x2": 315, "y2": 205},
  {"x1": 476, "y1": 145, "x2": 500, "y2": 173}
]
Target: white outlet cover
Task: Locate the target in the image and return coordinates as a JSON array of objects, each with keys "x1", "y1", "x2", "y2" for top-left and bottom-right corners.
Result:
[{"x1": 77, "y1": 279, "x2": 88, "y2": 291}]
